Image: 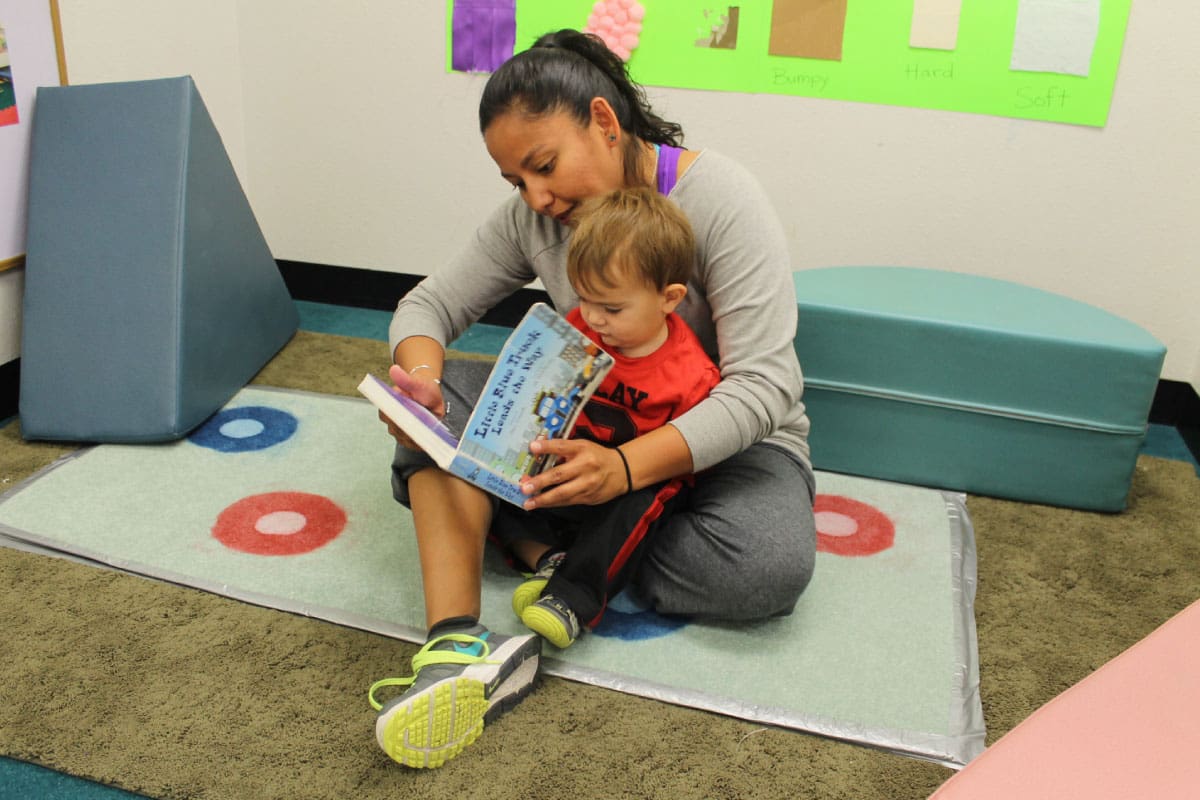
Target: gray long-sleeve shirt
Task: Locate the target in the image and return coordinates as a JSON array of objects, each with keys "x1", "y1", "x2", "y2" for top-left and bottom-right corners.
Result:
[{"x1": 389, "y1": 149, "x2": 810, "y2": 472}]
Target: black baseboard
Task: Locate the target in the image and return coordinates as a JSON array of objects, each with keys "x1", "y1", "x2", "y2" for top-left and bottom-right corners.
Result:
[
  {"x1": 1149, "y1": 377, "x2": 1200, "y2": 462},
  {"x1": 0, "y1": 358, "x2": 17, "y2": 422},
  {"x1": 277, "y1": 260, "x2": 549, "y2": 328},
  {"x1": 5, "y1": 260, "x2": 1200, "y2": 468}
]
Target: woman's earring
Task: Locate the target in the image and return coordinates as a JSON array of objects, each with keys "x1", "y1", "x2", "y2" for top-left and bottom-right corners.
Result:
[{"x1": 609, "y1": 134, "x2": 617, "y2": 142}]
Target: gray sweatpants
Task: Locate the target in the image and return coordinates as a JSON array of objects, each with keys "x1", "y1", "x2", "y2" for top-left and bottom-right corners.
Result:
[{"x1": 391, "y1": 358, "x2": 816, "y2": 621}]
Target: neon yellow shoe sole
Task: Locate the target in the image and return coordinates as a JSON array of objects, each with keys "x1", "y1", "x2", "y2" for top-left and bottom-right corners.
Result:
[
  {"x1": 511, "y1": 575, "x2": 549, "y2": 618},
  {"x1": 521, "y1": 601, "x2": 579, "y2": 649},
  {"x1": 369, "y1": 632, "x2": 540, "y2": 768},
  {"x1": 375, "y1": 677, "x2": 488, "y2": 768}
]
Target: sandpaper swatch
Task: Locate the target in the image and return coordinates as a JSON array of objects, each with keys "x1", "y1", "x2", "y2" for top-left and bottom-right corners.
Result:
[{"x1": 768, "y1": 0, "x2": 849, "y2": 62}]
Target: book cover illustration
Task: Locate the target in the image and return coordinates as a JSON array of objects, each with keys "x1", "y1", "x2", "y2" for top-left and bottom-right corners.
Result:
[{"x1": 359, "y1": 303, "x2": 614, "y2": 506}]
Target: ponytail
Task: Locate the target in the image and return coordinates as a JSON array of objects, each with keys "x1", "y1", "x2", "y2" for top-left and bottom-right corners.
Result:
[{"x1": 479, "y1": 29, "x2": 683, "y2": 185}]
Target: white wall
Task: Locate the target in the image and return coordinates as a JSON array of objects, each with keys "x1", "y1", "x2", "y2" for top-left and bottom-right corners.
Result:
[
  {"x1": 232, "y1": 3, "x2": 509, "y2": 272},
  {"x1": 55, "y1": 0, "x2": 249, "y2": 181},
  {"x1": 5, "y1": 1, "x2": 1197, "y2": 390}
]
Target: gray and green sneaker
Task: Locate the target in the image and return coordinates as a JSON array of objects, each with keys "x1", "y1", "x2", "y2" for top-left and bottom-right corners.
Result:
[
  {"x1": 520, "y1": 594, "x2": 582, "y2": 649},
  {"x1": 511, "y1": 550, "x2": 566, "y2": 618},
  {"x1": 367, "y1": 626, "x2": 540, "y2": 768}
]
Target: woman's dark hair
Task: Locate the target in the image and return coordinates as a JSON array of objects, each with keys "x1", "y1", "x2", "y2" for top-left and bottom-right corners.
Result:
[{"x1": 479, "y1": 29, "x2": 683, "y2": 186}]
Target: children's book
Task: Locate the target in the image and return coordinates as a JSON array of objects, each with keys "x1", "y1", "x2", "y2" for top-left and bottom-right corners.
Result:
[{"x1": 358, "y1": 303, "x2": 614, "y2": 506}]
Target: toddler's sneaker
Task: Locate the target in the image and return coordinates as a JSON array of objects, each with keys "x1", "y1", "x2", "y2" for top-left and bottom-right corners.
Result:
[
  {"x1": 511, "y1": 550, "x2": 566, "y2": 618},
  {"x1": 520, "y1": 594, "x2": 582, "y2": 649},
  {"x1": 367, "y1": 625, "x2": 540, "y2": 768}
]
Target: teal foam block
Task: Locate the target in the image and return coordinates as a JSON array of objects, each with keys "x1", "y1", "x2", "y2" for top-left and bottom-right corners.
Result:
[
  {"x1": 793, "y1": 267, "x2": 1166, "y2": 512},
  {"x1": 20, "y1": 76, "x2": 297, "y2": 442}
]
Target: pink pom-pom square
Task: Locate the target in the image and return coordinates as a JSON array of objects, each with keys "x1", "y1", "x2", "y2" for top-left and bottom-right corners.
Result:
[{"x1": 584, "y1": 0, "x2": 644, "y2": 62}]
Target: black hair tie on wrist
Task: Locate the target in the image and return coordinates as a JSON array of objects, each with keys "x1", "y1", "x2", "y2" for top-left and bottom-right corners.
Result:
[{"x1": 615, "y1": 446, "x2": 633, "y2": 494}]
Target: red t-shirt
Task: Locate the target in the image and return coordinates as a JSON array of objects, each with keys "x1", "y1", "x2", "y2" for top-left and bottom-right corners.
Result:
[{"x1": 566, "y1": 308, "x2": 721, "y2": 446}]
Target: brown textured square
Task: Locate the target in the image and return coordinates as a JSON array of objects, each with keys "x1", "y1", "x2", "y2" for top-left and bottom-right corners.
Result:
[{"x1": 769, "y1": 0, "x2": 848, "y2": 61}]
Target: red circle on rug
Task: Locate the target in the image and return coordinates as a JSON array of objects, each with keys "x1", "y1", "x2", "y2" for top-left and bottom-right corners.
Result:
[
  {"x1": 814, "y1": 494, "x2": 895, "y2": 557},
  {"x1": 212, "y1": 492, "x2": 346, "y2": 556}
]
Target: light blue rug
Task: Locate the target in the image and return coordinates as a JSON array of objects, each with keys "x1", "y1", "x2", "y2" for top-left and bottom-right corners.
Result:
[{"x1": 0, "y1": 386, "x2": 984, "y2": 767}]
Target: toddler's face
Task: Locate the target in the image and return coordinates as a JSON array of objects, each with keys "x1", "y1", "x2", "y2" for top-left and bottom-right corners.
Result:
[{"x1": 575, "y1": 264, "x2": 680, "y2": 359}]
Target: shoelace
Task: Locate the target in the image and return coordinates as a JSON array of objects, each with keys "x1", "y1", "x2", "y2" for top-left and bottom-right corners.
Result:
[
  {"x1": 537, "y1": 594, "x2": 574, "y2": 620},
  {"x1": 367, "y1": 633, "x2": 495, "y2": 711}
]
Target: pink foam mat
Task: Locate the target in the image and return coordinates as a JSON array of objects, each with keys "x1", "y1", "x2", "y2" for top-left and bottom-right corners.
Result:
[{"x1": 931, "y1": 598, "x2": 1200, "y2": 798}]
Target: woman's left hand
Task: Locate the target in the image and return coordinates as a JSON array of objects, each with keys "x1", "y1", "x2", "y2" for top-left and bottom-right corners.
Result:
[{"x1": 520, "y1": 438, "x2": 628, "y2": 509}]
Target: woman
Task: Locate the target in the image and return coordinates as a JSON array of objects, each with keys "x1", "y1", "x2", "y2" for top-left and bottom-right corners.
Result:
[{"x1": 369, "y1": 29, "x2": 816, "y2": 769}]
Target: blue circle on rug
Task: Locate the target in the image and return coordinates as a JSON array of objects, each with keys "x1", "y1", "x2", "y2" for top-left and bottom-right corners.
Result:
[
  {"x1": 188, "y1": 406, "x2": 298, "y2": 452},
  {"x1": 592, "y1": 589, "x2": 689, "y2": 641}
]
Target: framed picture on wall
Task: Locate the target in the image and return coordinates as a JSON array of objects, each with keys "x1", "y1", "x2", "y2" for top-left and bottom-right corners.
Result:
[{"x1": 0, "y1": 0, "x2": 67, "y2": 273}]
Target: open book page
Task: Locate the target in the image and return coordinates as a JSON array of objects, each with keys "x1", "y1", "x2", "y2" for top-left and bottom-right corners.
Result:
[
  {"x1": 454, "y1": 303, "x2": 613, "y2": 486},
  {"x1": 357, "y1": 303, "x2": 613, "y2": 506}
]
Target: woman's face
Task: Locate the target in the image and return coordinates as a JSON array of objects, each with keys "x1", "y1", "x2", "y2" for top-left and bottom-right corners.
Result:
[{"x1": 484, "y1": 106, "x2": 625, "y2": 226}]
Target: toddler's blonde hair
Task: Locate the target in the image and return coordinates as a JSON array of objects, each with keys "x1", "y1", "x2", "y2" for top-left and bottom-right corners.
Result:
[{"x1": 568, "y1": 186, "x2": 695, "y2": 294}]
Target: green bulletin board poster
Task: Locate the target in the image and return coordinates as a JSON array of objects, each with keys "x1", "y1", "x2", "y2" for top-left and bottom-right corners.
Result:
[{"x1": 448, "y1": 1, "x2": 1131, "y2": 127}]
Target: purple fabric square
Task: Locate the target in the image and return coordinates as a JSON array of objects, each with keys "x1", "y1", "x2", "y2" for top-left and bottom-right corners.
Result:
[{"x1": 452, "y1": 0, "x2": 517, "y2": 72}]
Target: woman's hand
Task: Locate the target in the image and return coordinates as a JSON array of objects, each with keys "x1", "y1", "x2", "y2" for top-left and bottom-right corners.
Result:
[
  {"x1": 520, "y1": 438, "x2": 629, "y2": 509},
  {"x1": 379, "y1": 363, "x2": 446, "y2": 450}
]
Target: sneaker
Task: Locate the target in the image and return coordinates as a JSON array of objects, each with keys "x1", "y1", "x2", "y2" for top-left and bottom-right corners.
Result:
[
  {"x1": 367, "y1": 627, "x2": 540, "y2": 768},
  {"x1": 511, "y1": 550, "x2": 566, "y2": 618},
  {"x1": 520, "y1": 594, "x2": 582, "y2": 649}
]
